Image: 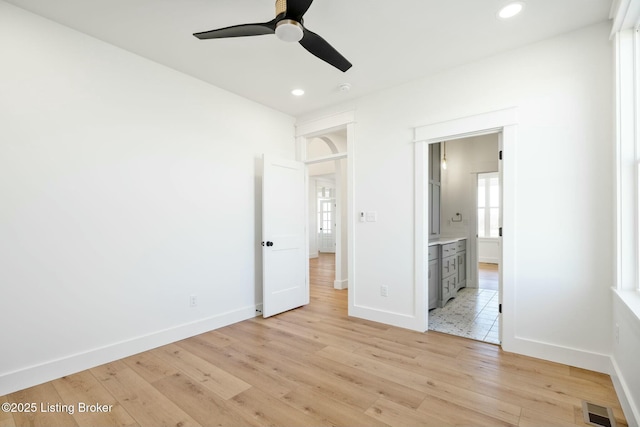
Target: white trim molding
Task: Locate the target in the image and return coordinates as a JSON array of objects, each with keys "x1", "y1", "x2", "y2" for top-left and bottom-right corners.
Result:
[
  {"x1": 414, "y1": 107, "x2": 518, "y2": 336},
  {"x1": 414, "y1": 107, "x2": 519, "y2": 143},
  {"x1": 295, "y1": 110, "x2": 356, "y2": 321},
  {"x1": 296, "y1": 111, "x2": 356, "y2": 138},
  {"x1": 610, "y1": 0, "x2": 640, "y2": 35}
]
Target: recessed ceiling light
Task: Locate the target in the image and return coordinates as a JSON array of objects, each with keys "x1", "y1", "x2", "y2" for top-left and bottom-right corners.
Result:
[
  {"x1": 498, "y1": 2, "x2": 524, "y2": 19},
  {"x1": 291, "y1": 89, "x2": 305, "y2": 96}
]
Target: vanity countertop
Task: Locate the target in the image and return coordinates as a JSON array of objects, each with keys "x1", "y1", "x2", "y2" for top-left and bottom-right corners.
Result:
[{"x1": 428, "y1": 236, "x2": 468, "y2": 246}]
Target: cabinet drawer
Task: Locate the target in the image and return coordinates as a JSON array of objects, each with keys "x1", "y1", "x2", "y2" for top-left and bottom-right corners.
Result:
[
  {"x1": 441, "y1": 242, "x2": 457, "y2": 257},
  {"x1": 456, "y1": 239, "x2": 466, "y2": 252},
  {"x1": 442, "y1": 275, "x2": 457, "y2": 299},
  {"x1": 441, "y1": 255, "x2": 457, "y2": 276},
  {"x1": 428, "y1": 246, "x2": 439, "y2": 261}
]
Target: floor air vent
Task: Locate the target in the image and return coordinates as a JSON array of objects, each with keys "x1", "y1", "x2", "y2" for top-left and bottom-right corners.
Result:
[{"x1": 582, "y1": 401, "x2": 616, "y2": 427}]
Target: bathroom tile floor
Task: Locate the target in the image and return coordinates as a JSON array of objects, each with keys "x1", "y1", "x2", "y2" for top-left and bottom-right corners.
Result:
[{"x1": 429, "y1": 287, "x2": 500, "y2": 344}]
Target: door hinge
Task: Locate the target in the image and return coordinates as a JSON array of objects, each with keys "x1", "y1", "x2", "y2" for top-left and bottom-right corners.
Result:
[
  {"x1": 499, "y1": 304, "x2": 502, "y2": 314},
  {"x1": 499, "y1": 150, "x2": 503, "y2": 160},
  {"x1": 499, "y1": 227, "x2": 503, "y2": 237}
]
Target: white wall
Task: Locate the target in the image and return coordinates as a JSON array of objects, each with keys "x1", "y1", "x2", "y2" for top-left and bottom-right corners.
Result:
[
  {"x1": 440, "y1": 135, "x2": 498, "y2": 236},
  {"x1": 478, "y1": 239, "x2": 500, "y2": 264},
  {"x1": 0, "y1": 2, "x2": 295, "y2": 395},
  {"x1": 299, "y1": 22, "x2": 613, "y2": 371}
]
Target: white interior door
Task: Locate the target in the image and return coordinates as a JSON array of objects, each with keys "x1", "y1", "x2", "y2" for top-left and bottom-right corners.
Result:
[
  {"x1": 318, "y1": 199, "x2": 336, "y2": 253},
  {"x1": 262, "y1": 155, "x2": 308, "y2": 318}
]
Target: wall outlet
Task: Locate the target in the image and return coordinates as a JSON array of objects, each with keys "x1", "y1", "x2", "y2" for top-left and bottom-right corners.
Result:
[
  {"x1": 189, "y1": 295, "x2": 197, "y2": 308},
  {"x1": 380, "y1": 285, "x2": 389, "y2": 297}
]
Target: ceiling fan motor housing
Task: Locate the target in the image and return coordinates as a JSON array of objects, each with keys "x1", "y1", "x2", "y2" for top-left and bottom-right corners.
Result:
[
  {"x1": 276, "y1": 20, "x2": 304, "y2": 42},
  {"x1": 274, "y1": 0, "x2": 304, "y2": 42}
]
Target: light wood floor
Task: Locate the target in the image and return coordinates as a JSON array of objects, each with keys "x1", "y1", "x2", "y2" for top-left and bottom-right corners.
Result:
[
  {"x1": 1, "y1": 254, "x2": 627, "y2": 426},
  {"x1": 479, "y1": 262, "x2": 499, "y2": 291}
]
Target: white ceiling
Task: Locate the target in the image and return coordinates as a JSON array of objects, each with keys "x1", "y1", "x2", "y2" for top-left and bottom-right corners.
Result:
[{"x1": 4, "y1": 0, "x2": 612, "y2": 117}]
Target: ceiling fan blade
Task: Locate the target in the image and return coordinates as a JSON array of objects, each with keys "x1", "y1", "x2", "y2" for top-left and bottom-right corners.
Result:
[
  {"x1": 286, "y1": 0, "x2": 314, "y2": 21},
  {"x1": 299, "y1": 27, "x2": 352, "y2": 72},
  {"x1": 194, "y1": 20, "x2": 276, "y2": 40}
]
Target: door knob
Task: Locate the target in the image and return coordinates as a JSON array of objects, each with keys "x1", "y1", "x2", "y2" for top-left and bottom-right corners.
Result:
[{"x1": 266, "y1": 241, "x2": 274, "y2": 247}]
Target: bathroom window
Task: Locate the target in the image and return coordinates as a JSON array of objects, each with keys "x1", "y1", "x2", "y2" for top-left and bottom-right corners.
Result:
[{"x1": 478, "y1": 172, "x2": 500, "y2": 238}]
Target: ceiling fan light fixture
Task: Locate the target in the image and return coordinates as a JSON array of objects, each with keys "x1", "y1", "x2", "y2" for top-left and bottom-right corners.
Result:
[
  {"x1": 275, "y1": 19, "x2": 304, "y2": 42},
  {"x1": 498, "y1": 2, "x2": 524, "y2": 19}
]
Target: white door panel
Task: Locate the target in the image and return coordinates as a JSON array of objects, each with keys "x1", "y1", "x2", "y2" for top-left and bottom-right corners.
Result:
[{"x1": 262, "y1": 155, "x2": 308, "y2": 318}]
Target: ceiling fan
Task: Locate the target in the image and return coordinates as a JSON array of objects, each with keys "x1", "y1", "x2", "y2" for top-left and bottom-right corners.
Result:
[{"x1": 193, "y1": 0, "x2": 352, "y2": 72}]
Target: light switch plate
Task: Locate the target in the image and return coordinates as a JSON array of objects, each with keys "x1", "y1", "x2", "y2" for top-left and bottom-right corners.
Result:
[{"x1": 366, "y1": 211, "x2": 377, "y2": 222}]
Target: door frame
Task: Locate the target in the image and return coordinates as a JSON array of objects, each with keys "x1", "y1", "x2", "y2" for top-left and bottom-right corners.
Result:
[
  {"x1": 414, "y1": 107, "x2": 517, "y2": 349},
  {"x1": 296, "y1": 111, "x2": 355, "y2": 300}
]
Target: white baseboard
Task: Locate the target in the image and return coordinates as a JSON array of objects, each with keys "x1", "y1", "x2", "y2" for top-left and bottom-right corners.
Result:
[
  {"x1": 611, "y1": 357, "x2": 640, "y2": 427},
  {"x1": 351, "y1": 304, "x2": 426, "y2": 332},
  {"x1": 0, "y1": 305, "x2": 260, "y2": 396},
  {"x1": 502, "y1": 335, "x2": 612, "y2": 374},
  {"x1": 334, "y1": 279, "x2": 348, "y2": 290}
]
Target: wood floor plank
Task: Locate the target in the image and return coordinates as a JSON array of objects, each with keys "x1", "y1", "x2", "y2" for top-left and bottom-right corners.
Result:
[
  {"x1": 380, "y1": 328, "x2": 469, "y2": 358},
  {"x1": 91, "y1": 363, "x2": 200, "y2": 427},
  {"x1": 7, "y1": 383, "x2": 78, "y2": 427},
  {"x1": 182, "y1": 330, "x2": 234, "y2": 349},
  {"x1": 417, "y1": 394, "x2": 518, "y2": 427},
  {"x1": 226, "y1": 317, "x2": 327, "y2": 354},
  {"x1": 175, "y1": 337, "x2": 296, "y2": 398},
  {"x1": 122, "y1": 350, "x2": 179, "y2": 384},
  {"x1": 452, "y1": 349, "x2": 623, "y2": 411},
  {"x1": 282, "y1": 385, "x2": 389, "y2": 427},
  {"x1": 0, "y1": 417, "x2": 16, "y2": 427},
  {"x1": 519, "y1": 408, "x2": 583, "y2": 427},
  {"x1": 318, "y1": 345, "x2": 523, "y2": 425},
  {"x1": 304, "y1": 352, "x2": 427, "y2": 410},
  {"x1": 151, "y1": 343, "x2": 251, "y2": 400},
  {"x1": 51, "y1": 370, "x2": 138, "y2": 427},
  {"x1": 404, "y1": 348, "x2": 579, "y2": 422},
  {"x1": 0, "y1": 396, "x2": 16, "y2": 427},
  {"x1": 259, "y1": 316, "x2": 365, "y2": 352},
  {"x1": 227, "y1": 339, "x2": 380, "y2": 411},
  {"x1": 151, "y1": 372, "x2": 257, "y2": 427},
  {"x1": 366, "y1": 397, "x2": 452, "y2": 427},
  {"x1": 227, "y1": 387, "x2": 318, "y2": 427}
]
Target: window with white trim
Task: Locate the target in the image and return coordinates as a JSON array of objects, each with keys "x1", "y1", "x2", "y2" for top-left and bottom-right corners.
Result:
[{"x1": 477, "y1": 172, "x2": 500, "y2": 238}]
